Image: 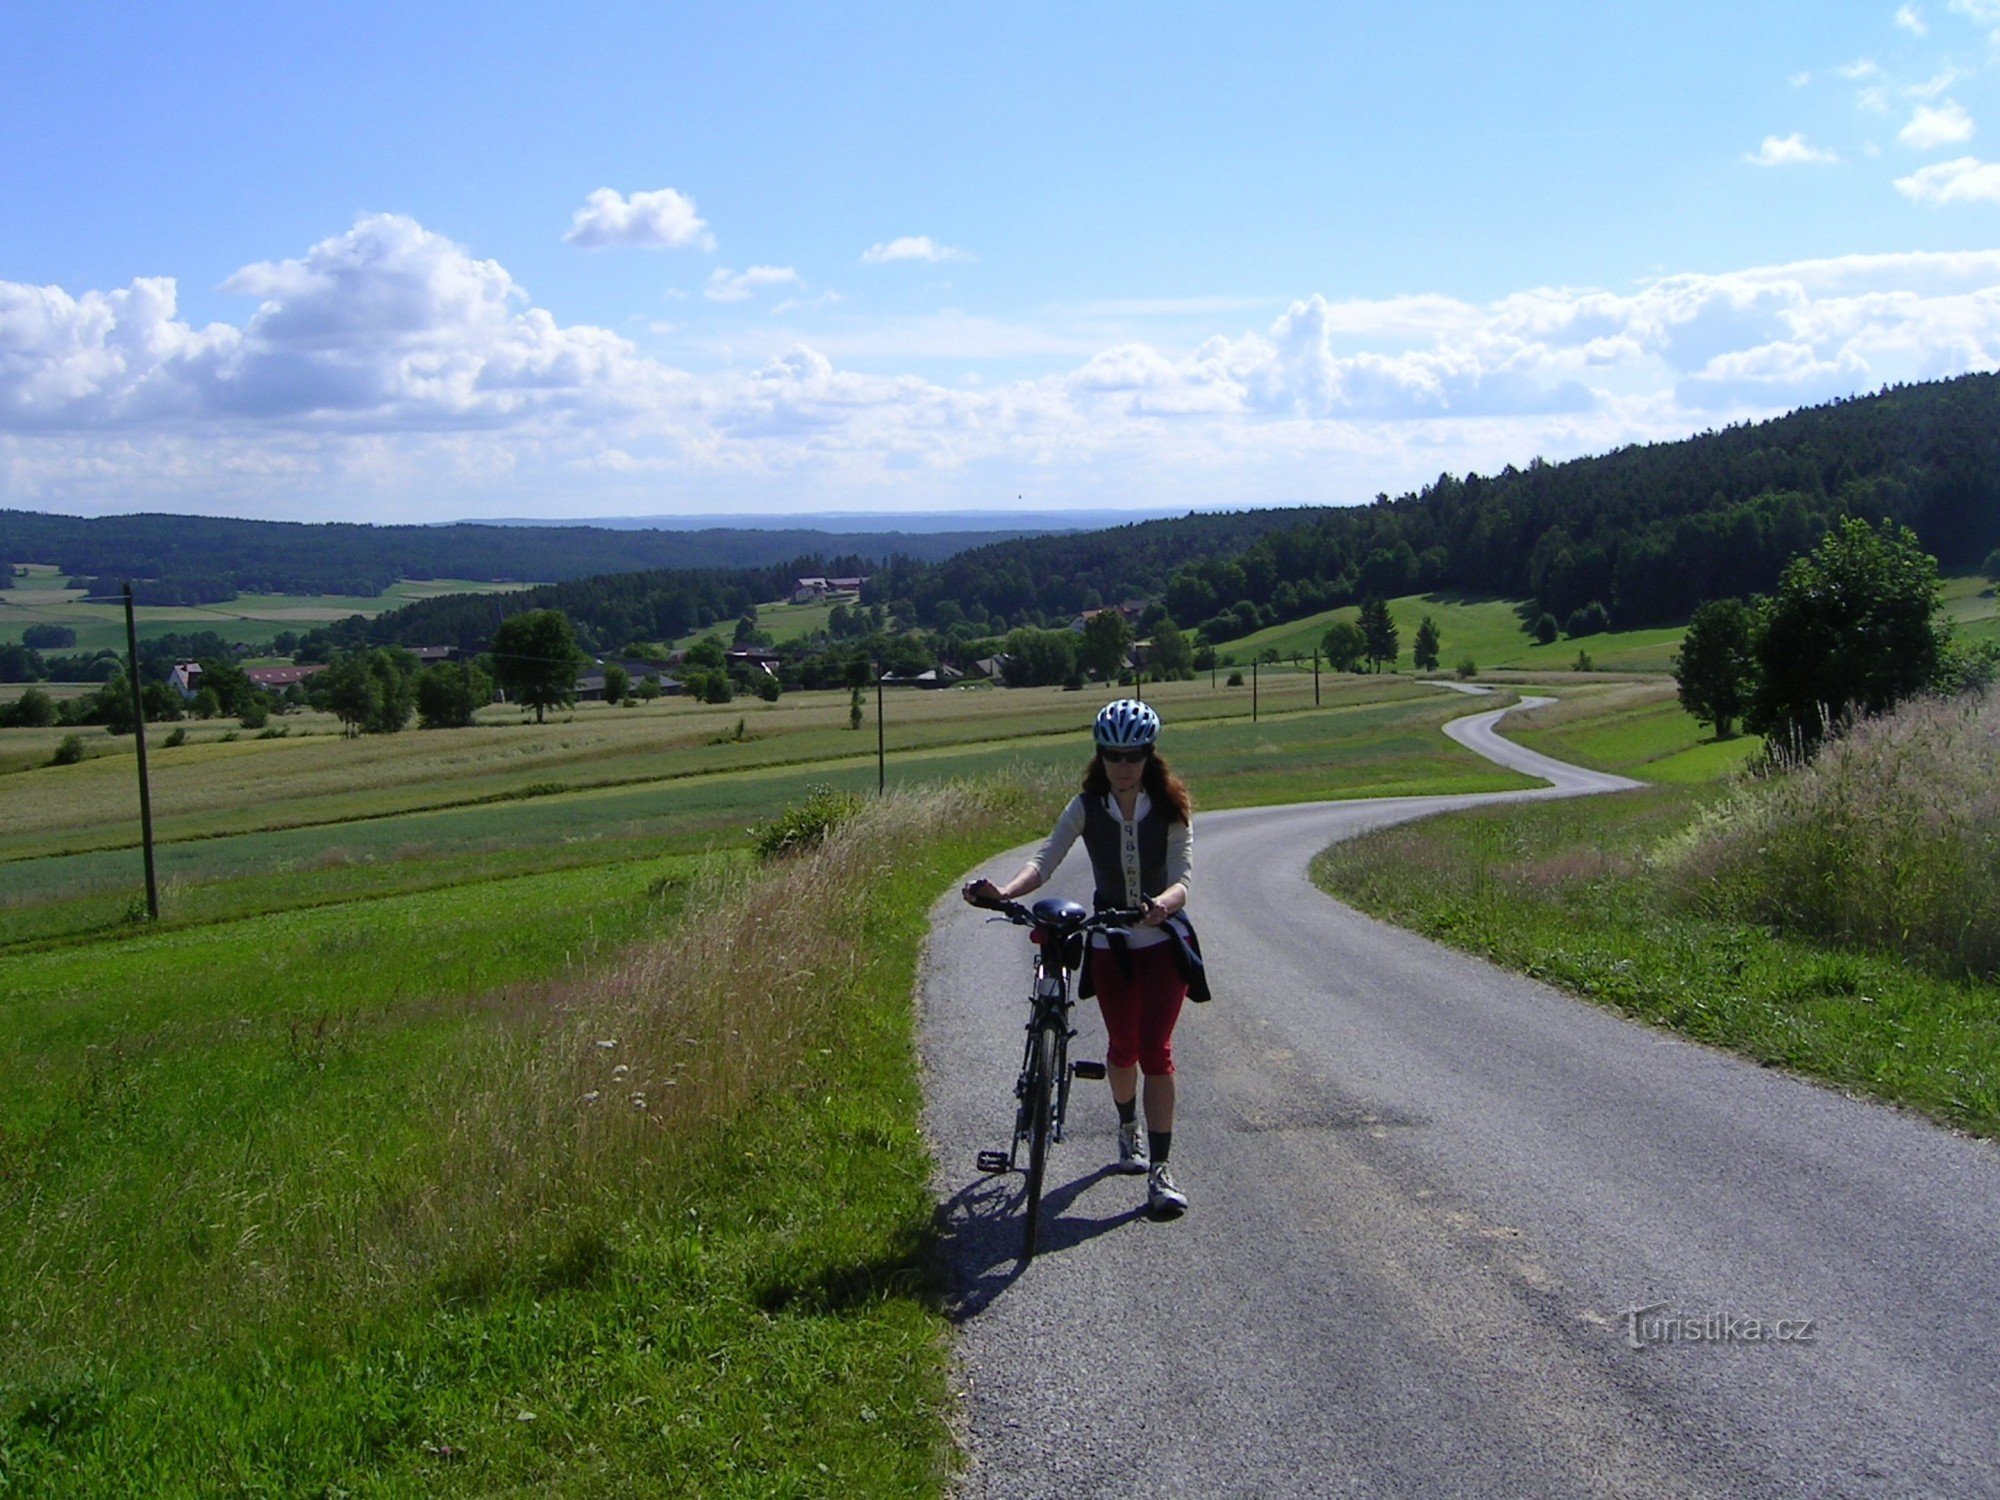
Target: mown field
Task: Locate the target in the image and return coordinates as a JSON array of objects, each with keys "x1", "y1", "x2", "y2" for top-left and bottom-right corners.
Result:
[
  {"x1": 1, "y1": 668, "x2": 1572, "y2": 1494},
  {"x1": 2, "y1": 671, "x2": 1529, "y2": 951},
  {"x1": 0, "y1": 564, "x2": 535, "y2": 654}
]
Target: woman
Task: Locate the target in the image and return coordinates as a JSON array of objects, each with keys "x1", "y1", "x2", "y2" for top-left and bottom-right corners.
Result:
[{"x1": 964, "y1": 698, "x2": 1197, "y2": 1218}]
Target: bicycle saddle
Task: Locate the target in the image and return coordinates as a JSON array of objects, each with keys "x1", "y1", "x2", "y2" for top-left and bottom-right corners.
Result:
[{"x1": 1030, "y1": 898, "x2": 1090, "y2": 930}]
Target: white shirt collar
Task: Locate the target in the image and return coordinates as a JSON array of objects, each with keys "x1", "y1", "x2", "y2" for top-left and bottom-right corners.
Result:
[{"x1": 1104, "y1": 788, "x2": 1153, "y2": 822}]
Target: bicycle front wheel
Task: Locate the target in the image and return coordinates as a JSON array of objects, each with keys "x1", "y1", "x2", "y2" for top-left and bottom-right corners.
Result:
[{"x1": 1020, "y1": 1020, "x2": 1059, "y2": 1260}]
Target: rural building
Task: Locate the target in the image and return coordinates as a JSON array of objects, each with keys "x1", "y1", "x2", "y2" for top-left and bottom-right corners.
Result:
[
  {"x1": 1068, "y1": 602, "x2": 1146, "y2": 633},
  {"x1": 168, "y1": 662, "x2": 203, "y2": 698},
  {"x1": 725, "y1": 647, "x2": 783, "y2": 678},
  {"x1": 791, "y1": 575, "x2": 870, "y2": 603},
  {"x1": 880, "y1": 664, "x2": 965, "y2": 689},
  {"x1": 245, "y1": 664, "x2": 328, "y2": 691}
]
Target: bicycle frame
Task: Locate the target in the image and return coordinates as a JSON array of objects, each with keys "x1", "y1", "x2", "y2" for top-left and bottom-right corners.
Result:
[{"x1": 973, "y1": 897, "x2": 1140, "y2": 1258}]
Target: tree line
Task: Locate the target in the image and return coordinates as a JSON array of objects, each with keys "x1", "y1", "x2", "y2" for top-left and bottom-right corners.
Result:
[{"x1": 0, "y1": 512, "x2": 1041, "y2": 602}]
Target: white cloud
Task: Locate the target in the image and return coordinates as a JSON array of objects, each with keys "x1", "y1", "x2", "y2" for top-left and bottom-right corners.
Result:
[
  {"x1": 564, "y1": 188, "x2": 714, "y2": 251},
  {"x1": 8, "y1": 227, "x2": 2000, "y2": 518},
  {"x1": 860, "y1": 236, "x2": 973, "y2": 265},
  {"x1": 1907, "y1": 67, "x2": 1963, "y2": 99},
  {"x1": 1898, "y1": 4, "x2": 1929, "y2": 35},
  {"x1": 1949, "y1": 0, "x2": 2000, "y2": 25},
  {"x1": 1789, "y1": 70, "x2": 1814, "y2": 88},
  {"x1": 1836, "y1": 58, "x2": 1882, "y2": 79},
  {"x1": 0, "y1": 215, "x2": 674, "y2": 431},
  {"x1": 1901, "y1": 99, "x2": 1976, "y2": 147},
  {"x1": 1896, "y1": 153, "x2": 2000, "y2": 200},
  {"x1": 1744, "y1": 133, "x2": 1841, "y2": 166},
  {"x1": 704, "y1": 266, "x2": 804, "y2": 302}
]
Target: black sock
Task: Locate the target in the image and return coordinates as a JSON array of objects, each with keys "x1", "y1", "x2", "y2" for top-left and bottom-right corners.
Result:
[
  {"x1": 1148, "y1": 1130, "x2": 1171, "y2": 1164},
  {"x1": 1115, "y1": 1097, "x2": 1137, "y2": 1126}
]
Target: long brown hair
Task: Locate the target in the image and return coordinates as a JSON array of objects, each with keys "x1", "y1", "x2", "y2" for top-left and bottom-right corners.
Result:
[{"x1": 1082, "y1": 747, "x2": 1193, "y2": 824}]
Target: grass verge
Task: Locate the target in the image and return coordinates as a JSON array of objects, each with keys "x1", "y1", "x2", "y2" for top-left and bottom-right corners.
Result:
[
  {"x1": 1313, "y1": 783, "x2": 2000, "y2": 1138},
  {"x1": 0, "y1": 777, "x2": 1052, "y2": 1495}
]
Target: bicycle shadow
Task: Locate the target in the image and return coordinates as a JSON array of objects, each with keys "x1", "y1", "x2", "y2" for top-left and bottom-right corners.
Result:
[{"x1": 936, "y1": 1162, "x2": 1146, "y2": 1321}]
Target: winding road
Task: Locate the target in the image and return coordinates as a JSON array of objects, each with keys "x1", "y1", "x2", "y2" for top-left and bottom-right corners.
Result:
[{"x1": 919, "y1": 692, "x2": 2000, "y2": 1499}]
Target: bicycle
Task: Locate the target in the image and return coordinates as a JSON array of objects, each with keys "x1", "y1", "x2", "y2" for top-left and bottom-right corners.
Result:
[{"x1": 970, "y1": 895, "x2": 1143, "y2": 1261}]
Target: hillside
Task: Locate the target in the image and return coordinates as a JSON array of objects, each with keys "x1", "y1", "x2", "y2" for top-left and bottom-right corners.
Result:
[{"x1": 0, "y1": 511, "x2": 1055, "y2": 604}]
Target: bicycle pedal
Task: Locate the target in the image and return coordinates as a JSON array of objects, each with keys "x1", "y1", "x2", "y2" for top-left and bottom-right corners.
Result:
[
  {"x1": 1071, "y1": 1060, "x2": 1107, "y2": 1080},
  {"x1": 975, "y1": 1150, "x2": 1012, "y2": 1174}
]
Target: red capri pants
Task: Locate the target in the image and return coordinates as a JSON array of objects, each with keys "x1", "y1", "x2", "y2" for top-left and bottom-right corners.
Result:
[{"x1": 1089, "y1": 941, "x2": 1189, "y2": 1075}]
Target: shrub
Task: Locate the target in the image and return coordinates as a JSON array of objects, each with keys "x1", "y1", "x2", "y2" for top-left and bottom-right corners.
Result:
[
  {"x1": 752, "y1": 784, "x2": 864, "y2": 860},
  {"x1": 1572, "y1": 650, "x2": 1594, "y2": 672},
  {"x1": 50, "y1": 734, "x2": 85, "y2": 766},
  {"x1": 163, "y1": 727, "x2": 188, "y2": 747},
  {"x1": 1226, "y1": 670, "x2": 1245, "y2": 687},
  {"x1": 1675, "y1": 687, "x2": 2000, "y2": 977},
  {"x1": 1456, "y1": 658, "x2": 1478, "y2": 680}
]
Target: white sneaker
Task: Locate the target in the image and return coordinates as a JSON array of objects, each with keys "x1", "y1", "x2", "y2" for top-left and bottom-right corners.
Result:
[
  {"x1": 1116, "y1": 1120, "x2": 1149, "y2": 1174},
  {"x1": 1147, "y1": 1163, "x2": 1188, "y2": 1217}
]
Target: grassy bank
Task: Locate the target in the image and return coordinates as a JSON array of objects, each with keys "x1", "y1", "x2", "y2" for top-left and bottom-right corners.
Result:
[
  {"x1": 0, "y1": 779, "x2": 1051, "y2": 1496},
  {"x1": 1313, "y1": 694, "x2": 2000, "y2": 1138}
]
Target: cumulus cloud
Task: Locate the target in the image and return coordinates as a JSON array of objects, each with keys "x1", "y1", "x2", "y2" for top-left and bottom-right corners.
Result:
[
  {"x1": 1949, "y1": 0, "x2": 2000, "y2": 26},
  {"x1": 8, "y1": 226, "x2": 2000, "y2": 517},
  {"x1": 1901, "y1": 99, "x2": 1976, "y2": 147},
  {"x1": 1745, "y1": 133, "x2": 1841, "y2": 166},
  {"x1": 1898, "y1": 4, "x2": 1929, "y2": 35},
  {"x1": 563, "y1": 188, "x2": 714, "y2": 250},
  {"x1": 1895, "y1": 154, "x2": 2000, "y2": 200},
  {"x1": 860, "y1": 236, "x2": 973, "y2": 265},
  {"x1": 704, "y1": 266, "x2": 804, "y2": 302},
  {"x1": 1, "y1": 214, "x2": 670, "y2": 430}
]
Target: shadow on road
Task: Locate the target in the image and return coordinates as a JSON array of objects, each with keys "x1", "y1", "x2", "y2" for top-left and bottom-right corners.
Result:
[{"x1": 937, "y1": 1164, "x2": 1147, "y2": 1320}]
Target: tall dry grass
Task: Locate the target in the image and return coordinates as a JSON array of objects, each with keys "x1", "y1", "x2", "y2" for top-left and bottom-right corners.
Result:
[
  {"x1": 404, "y1": 773, "x2": 1049, "y2": 1298},
  {"x1": 1673, "y1": 687, "x2": 2000, "y2": 978}
]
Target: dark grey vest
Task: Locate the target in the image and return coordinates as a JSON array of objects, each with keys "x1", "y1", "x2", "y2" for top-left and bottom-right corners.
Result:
[{"x1": 1081, "y1": 795, "x2": 1171, "y2": 911}]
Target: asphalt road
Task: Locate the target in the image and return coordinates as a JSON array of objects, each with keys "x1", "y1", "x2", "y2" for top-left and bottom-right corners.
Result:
[{"x1": 919, "y1": 693, "x2": 2000, "y2": 1499}]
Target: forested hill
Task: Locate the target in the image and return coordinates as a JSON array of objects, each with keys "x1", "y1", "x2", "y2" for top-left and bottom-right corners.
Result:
[
  {"x1": 863, "y1": 374, "x2": 2000, "y2": 642},
  {"x1": 0, "y1": 511, "x2": 1050, "y2": 605},
  {"x1": 251, "y1": 372, "x2": 2000, "y2": 658}
]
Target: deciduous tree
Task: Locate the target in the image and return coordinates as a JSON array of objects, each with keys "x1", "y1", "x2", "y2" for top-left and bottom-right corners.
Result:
[
  {"x1": 1747, "y1": 518, "x2": 1948, "y2": 756},
  {"x1": 1673, "y1": 598, "x2": 1756, "y2": 740},
  {"x1": 492, "y1": 610, "x2": 586, "y2": 724},
  {"x1": 1321, "y1": 620, "x2": 1366, "y2": 673}
]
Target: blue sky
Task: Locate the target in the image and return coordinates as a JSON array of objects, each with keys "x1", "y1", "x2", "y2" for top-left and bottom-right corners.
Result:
[{"x1": 8, "y1": 1, "x2": 2000, "y2": 522}]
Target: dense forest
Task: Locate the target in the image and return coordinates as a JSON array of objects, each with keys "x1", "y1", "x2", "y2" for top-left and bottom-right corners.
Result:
[{"x1": 0, "y1": 512, "x2": 1049, "y2": 603}]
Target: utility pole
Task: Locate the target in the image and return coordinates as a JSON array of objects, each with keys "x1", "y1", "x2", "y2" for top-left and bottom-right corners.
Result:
[
  {"x1": 876, "y1": 672, "x2": 886, "y2": 795},
  {"x1": 123, "y1": 582, "x2": 159, "y2": 921},
  {"x1": 1313, "y1": 649, "x2": 1320, "y2": 706},
  {"x1": 1252, "y1": 658, "x2": 1259, "y2": 723}
]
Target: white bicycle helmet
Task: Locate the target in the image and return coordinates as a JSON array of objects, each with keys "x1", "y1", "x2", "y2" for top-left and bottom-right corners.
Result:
[{"x1": 1093, "y1": 698, "x2": 1160, "y2": 749}]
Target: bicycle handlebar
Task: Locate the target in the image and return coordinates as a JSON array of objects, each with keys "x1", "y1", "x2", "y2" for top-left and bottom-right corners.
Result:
[{"x1": 967, "y1": 894, "x2": 1147, "y2": 932}]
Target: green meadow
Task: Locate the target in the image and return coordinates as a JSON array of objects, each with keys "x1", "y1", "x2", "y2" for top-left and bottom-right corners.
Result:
[{"x1": 0, "y1": 565, "x2": 535, "y2": 655}]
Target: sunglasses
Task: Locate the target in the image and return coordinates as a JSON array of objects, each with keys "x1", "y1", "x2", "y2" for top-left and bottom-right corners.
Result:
[{"x1": 1099, "y1": 747, "x2": 1151, "y2": 764}]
